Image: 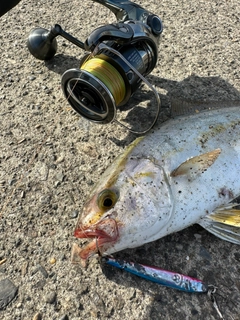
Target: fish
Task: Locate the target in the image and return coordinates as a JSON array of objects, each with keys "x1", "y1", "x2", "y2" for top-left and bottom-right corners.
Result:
[{"x1": 72, "y1": 106, "x2": 240, "y2": 263}]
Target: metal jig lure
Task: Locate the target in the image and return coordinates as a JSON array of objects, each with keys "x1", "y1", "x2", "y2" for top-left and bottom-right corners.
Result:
[
  {"x1": 102, "y1": 256, "x2": 207, "y2": 293},
  {"x1": 102, "y1": 256, "x2": 224, "y2": 318}
]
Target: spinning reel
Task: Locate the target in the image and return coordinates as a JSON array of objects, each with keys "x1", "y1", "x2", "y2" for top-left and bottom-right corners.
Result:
[{"x1": 27, "y1": 0, "x2": 163, "y2": 133}]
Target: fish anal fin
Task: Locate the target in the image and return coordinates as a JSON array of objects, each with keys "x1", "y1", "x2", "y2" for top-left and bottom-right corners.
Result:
[
  {"x1": 199, "y1": 202, "x2": 240, "y2": 245},
  {"x1": 170, "y1": 148, "x2": 221, "y2": 178},
  {"x1": 199, "y1": 218, "x2": 240, "y2": 245}
]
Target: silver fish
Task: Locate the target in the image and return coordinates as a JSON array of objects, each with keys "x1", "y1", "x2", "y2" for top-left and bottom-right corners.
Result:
[{"x1": 72, "y1": 106, "x2": 240, "y2": 262}]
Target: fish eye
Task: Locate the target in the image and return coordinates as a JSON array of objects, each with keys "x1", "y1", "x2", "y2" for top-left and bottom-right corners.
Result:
[{"x1": 97, "y1": 189, "x2": 118, "y2": 211}]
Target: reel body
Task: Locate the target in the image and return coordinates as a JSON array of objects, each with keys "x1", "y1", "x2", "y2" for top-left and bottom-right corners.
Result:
[{"x1": 27, "y1": 0, "x2": 163, "y2": 133}]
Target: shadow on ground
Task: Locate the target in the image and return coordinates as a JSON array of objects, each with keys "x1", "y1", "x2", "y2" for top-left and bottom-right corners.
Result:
[{"x1": 110, "y1": 74, "x2": 240, "y2": 146}]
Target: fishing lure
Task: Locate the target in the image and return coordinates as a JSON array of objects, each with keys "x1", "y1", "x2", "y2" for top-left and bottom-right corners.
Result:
[
  {"x1": 102, "y1": 256, "x2": 207, "y2": 293},
  {"x1": 102, "y1": 256, "x2": 224, "y2": 318}
]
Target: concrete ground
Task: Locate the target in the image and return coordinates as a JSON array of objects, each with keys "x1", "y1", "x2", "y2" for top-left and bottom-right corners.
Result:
[{"x1": 0, "y1": 0, "x2": 240, "y2": 319}]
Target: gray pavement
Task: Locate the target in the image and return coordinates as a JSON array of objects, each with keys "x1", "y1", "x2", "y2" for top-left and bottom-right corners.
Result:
[{"x1": 0, "y1": 0, "x2": 240, "y2": 319}]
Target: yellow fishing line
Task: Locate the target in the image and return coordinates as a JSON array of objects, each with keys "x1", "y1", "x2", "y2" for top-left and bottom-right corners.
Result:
[{"x1": 82, "y1": 58, "x2": 126, "y2": 106}]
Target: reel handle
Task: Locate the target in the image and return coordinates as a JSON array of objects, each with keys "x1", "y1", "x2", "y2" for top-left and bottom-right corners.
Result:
[{"x1": 27, "y1": 24, "x2": 85, "y2": 60}]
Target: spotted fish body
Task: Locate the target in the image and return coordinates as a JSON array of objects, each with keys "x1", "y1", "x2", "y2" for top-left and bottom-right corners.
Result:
[{"x1": 73, "y1": 106, "x2": 240, "y2": 261}]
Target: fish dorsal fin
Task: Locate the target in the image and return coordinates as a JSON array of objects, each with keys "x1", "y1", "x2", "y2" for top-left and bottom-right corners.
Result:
[{"x1": 170, "y1": 148, "x2": 221, "y2": 178}]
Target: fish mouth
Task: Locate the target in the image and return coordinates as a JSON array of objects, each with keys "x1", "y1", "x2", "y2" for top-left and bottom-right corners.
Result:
[{"x1": 72, "y1": 218, "x2": 119, "y2": 263}]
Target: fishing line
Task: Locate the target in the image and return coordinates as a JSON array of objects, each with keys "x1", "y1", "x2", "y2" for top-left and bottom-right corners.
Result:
[
  {"x1": 81, "y1": 57, "x2": 126, "y2": 106},
  {"x1": 97, "y1": 43, "x2": 161, "y2": 134}
]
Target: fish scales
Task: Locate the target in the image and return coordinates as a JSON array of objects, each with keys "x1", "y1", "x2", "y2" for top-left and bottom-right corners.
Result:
[{"x1": 72, "y1": 106, "x2": 240, "y2": 261}]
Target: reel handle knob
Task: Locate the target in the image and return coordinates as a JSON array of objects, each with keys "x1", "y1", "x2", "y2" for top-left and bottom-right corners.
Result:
[
  {"x1": 27, "y1": 27, "x2": 58, "y2": 60},
  {"x1": 27, "y1": 24, "x2": 85, "y2": 60}
]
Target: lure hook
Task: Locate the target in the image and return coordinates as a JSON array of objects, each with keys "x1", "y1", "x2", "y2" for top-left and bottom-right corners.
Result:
[{"x1": 207, "y1": 285, "x2": 224, "y2": 320}]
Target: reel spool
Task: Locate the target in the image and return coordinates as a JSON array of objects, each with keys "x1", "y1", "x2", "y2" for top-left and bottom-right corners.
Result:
[
  {"x1": 62, "y1": 56, "x2": 126, "y2": 124},
  {"x1": 27, "y1": 0, "x2": 163, "y2": 133}
]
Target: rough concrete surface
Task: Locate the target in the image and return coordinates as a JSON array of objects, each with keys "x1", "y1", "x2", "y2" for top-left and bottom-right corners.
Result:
[{"x1": 0, "y1": 0, "x2": 240, "y2": 319}]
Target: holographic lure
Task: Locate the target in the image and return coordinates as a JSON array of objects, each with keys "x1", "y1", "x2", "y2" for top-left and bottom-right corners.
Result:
[
  {"x1": 103, "y1": 256, "x2": 207, "y2": 293},
  {"x1": 103, "y1": 256, "x2": 224, "y2": 318}
]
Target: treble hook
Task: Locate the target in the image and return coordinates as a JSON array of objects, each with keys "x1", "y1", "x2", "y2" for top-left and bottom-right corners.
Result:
[{"x1": 208, "y1": 286, "x2": 224, "y2": 319}]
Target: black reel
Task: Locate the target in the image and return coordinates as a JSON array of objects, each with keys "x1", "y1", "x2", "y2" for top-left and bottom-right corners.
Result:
[{"x1": 27, "y1": 0, "x2": 163, "y2": 133}]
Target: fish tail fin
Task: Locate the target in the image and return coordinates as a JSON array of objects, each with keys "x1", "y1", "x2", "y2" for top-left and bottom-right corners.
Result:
[{"x1": 199, "y1": 203, "x2": 240, "y2": 245}]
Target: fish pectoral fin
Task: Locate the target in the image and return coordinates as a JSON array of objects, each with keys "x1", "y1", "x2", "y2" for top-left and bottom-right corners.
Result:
[
  {"x1": 170, "y1": 148, "x2": 221, "y2": 178},
  {"x1": 198, "y1": 203, "x2": 240, "y2": 245}
]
